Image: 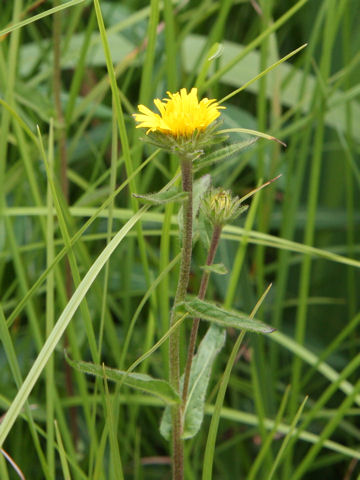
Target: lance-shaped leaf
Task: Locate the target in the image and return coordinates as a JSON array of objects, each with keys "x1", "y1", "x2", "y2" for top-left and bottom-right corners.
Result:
[
  {"x1": 182, "y1": 325, "x2": 226, "y2": 438},
  {"x1": 160, "y1": 325, "x2": 226, "y2": 440},
  {"x1": 194, "y1": 138, "x2": 258, "y2": 171},
  {"x1": 200, "y1": 263, "x2": 228, "y2": 275},
  {"x1": 178, "y1": 174, "x2": 211, "y2": 237},
  {"x1": 218, "y1": 127, "x2": 286, "y2": 147},
  {"x1": 193, "y1": 174, "x2": 211, "y2": 219},
  {"x1": 177, "y1": 298, "x2": 275, "y2": 333},
  {"x1": 66, "y1": 355, "x2": 180, "y2": 405},
  {"x1": 133, "y1": 188, "x2": 188, "y2": 205}
]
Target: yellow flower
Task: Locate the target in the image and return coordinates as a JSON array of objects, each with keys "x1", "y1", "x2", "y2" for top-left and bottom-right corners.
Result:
[{"x1": 133, "y1": 88, "x2": 224, "y2": 138}]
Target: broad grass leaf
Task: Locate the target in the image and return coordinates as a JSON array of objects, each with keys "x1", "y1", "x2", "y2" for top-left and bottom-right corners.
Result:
[
  {"x1": 177, "y1": 298, "x2": 275, "y2": 333},
  {"x1": 184, "y1": 34, "x2": 360, "y2": 139},
  {"x1": 66, "y1": 355, "x2": 180, "y2": 405}
]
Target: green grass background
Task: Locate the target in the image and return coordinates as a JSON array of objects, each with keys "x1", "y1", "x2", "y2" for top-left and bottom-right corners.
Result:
[{"x1": 0, "y1": 0, "x2": 360, "y2": 478}]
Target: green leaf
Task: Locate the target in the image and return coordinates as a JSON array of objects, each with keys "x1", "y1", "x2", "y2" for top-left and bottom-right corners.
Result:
[
  {"x1": 178, "y1": 174, "x2": 211, "y2": 237},
  {"x1": 133, "y1": 188, "x2": 188, "y2": 205},
  {"x1": 200, "y1": 263, "x2": 228, "y2": 275},
  {"x1": 193, "y1": 174, "x2": 212, "y2": 218},
  {"x1": 195, "y1": 42, "x2": 224, "y2": 88},
  {"x1": 177, "y1": 298, "x2": 275, "y2": 333},
  {"x1": 194, "y1": 139, "x2": 258, "y2": 171},
  {"x1": 197, "y1": 213, "x2": 213, "y2": 250},
  {"x1": 0, "y1": 0, "x2": 85, "y2": 38},
  {"x1": 160, "y1": 325, "x2": 226, "y2": 440},
  {"x1": 218, "y1": 127, "x2": 286, "y2": 147},
  {"x1": 182, "y1": 325, "x2": 226, "y2": 438},
  {"x1": 66, "y1": 354, "x2": 180, "y2": 405}
]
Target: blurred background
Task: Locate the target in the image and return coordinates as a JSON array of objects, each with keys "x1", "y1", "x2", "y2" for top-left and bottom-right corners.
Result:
[{"x1": 1, "y1": 0, "x2": 360, "y2": 478}]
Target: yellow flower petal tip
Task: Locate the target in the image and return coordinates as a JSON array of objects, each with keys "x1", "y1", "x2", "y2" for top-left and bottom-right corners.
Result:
[{"x1": 133, "y1": 88, "x2": 225, "y2": 138}]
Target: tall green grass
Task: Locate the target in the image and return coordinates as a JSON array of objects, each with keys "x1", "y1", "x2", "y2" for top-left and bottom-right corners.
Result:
[{"x1": 0, "y1": 0, "x2": 359, "y2": 478}]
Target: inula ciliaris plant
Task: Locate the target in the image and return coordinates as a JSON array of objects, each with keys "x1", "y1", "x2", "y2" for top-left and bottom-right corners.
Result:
[
  {"x1": 65, "y1": 88, "x2": 277, "y2": 480},
  {"x1": 131, "y1": 88, "x2": 275, "y2": 479}
]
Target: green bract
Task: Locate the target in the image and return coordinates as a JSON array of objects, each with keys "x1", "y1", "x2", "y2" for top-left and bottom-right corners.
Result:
[
  {"x1": 139, "y1": 121, "x2": 227, "y2": 159},
  {"x1": 201, "y1": 187, "x2": 248, "y2": 226}
]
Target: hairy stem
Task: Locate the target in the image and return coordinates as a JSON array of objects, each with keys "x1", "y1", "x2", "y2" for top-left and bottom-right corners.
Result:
[
  {"x1": 169, "y1": 157, "x2": 193, "y2": 480},
  {"x1": 182, "y1": 223, "x2": 223, "y2": 406}
]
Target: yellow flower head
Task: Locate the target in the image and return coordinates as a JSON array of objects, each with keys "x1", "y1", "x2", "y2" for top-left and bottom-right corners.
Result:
[{"x1": 133, "y1": 88, "x2": 224, "y2": 138}]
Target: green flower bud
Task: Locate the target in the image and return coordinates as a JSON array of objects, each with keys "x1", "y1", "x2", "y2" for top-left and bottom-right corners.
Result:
[{"x1": 202, "y1": 188, "x2": 248, "y2": 226}]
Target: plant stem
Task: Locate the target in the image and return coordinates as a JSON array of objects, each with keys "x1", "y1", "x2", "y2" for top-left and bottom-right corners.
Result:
[
  {"x1": 169, "y1": 157, "x2": 193, "y2": 480},
  {"x1": 182, "y1": 223, "x2": 223, "y2": 406},
  {"x1": 53, "y1": 1, "x2": 78, "y2": 448}
]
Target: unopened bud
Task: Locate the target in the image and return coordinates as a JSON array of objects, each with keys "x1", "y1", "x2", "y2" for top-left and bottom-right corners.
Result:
[{"x1": 202, "y1": 188, "x2": 248, "y2": 226}]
